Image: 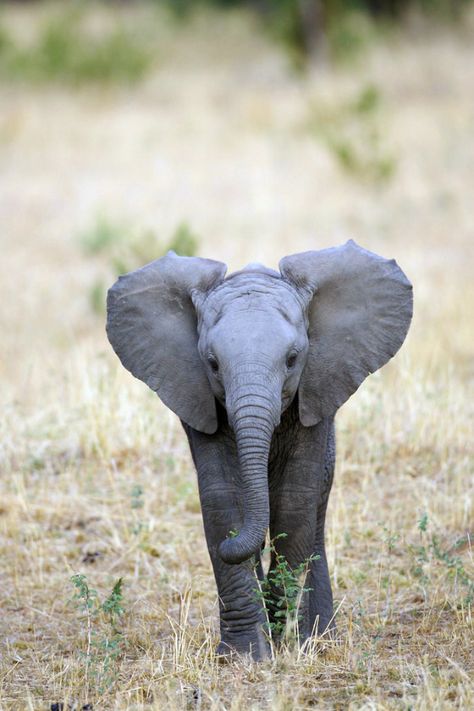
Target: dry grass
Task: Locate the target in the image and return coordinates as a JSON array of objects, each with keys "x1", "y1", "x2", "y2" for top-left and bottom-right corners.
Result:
[{"x1": 0, "y1": 3, "x2": 473, "y2": 709}]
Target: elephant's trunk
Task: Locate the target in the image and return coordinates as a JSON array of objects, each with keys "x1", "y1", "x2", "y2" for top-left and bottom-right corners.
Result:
[{"x1": 218, "y1": 374, "x2": 279, "y2": 565}]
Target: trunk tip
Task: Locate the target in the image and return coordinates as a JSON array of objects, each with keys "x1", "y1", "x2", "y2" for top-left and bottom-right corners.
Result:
[{"x1": 219, "y1": 537, "x2": 256, "y2": 565}]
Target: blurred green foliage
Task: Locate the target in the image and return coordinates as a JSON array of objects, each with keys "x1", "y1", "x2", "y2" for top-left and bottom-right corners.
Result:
[
  {"x1": 162, "y1": 0, "x2": 473, "y2": 62},
  {"x1": 307, "y1": 83, "x2": 397, "y2": 183},
  {"x1": 0, "y1": 6, "x2": 152, "y2": 85},
  {"x1": 164, "y1": 0, "x2": 471, "y2": 19},
  {"x1": 0, "y1": 1, "x2": 471, "y2": 84},
  {"x1": 79, "y1": 217, "x2": 199, "y2": 315}
]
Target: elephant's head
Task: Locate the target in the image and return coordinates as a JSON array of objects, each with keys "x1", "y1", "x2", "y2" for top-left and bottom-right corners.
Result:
[{"x1": 106, "y1": 241, "x2": 412, "y2": 565}]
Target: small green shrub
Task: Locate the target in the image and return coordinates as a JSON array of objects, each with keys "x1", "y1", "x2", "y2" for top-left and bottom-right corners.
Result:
[
  {"x1": 79, "y1": 216, "x2": 122, "y2": 256},
  {"x1": 409, "y1": 515, "x2": 474, "y2": 606},
  {"x1": 326, "y1": 9, "x2": 382, "y2": 63},
  {"x1": 255, "y1": 533, "x2": 320, "y2": 643},
  {"x1": 130, "y1": 484, "x2": 145, "y2": 511},
  {"x1": 79, "y1": 217, "x2": 200, "y2": 315},
  {"x1": 168, "y1": 222, "x2": 199, "y2": 258},
  {"x1": 352, "y1": 83, "x2": 381, "y2": 114},
  {"x1": 0, "y1": 9, "x2": 152, "y2": 86},
  {"x1": 307, "y1": 83, "x2": 397, "y2": 184},
  {"x1": 70, "y1": 574, "x2": 126, "y2": 695}
]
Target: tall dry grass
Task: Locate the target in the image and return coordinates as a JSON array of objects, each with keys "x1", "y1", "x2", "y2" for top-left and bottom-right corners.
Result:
[{"x1": 0, "y1": 3, "x2": 473, "y2": 709}]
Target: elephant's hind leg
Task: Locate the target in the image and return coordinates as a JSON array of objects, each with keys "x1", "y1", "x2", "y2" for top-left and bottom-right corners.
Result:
[
  {"x1": 308, "y1": 422, "x2": 336, "y2": 638},
  {"x1": 267, "y1": 417, "x2": 335, "y2": 645}
]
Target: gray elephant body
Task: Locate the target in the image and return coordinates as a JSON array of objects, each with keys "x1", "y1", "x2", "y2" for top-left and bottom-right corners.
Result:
[{"x1": 106, "y1": 241, "x2": 412, "y2": 660}]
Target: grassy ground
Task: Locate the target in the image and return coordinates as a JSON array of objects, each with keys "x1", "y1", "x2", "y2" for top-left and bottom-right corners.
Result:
[{"x1": 0, "y1": 3, "x2": 473, "y2": 709}]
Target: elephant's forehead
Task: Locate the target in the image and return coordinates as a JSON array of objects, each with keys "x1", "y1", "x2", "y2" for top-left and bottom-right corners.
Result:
[{"x1": 202, "y1": 273, "x2": 303, "y2": 327}]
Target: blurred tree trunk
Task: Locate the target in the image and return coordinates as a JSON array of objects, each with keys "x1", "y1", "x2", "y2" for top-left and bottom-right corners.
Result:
[
  {"x1": 297, "y1": 0, "x2": 327, "y2": 61},
  {"x1": 367, "y1": 1, "x2": 408, "y2": 17}
]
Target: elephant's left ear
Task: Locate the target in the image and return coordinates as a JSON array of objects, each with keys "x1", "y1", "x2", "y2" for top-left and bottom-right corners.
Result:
[
  {"x1": 280, "y1": 240, "x2": 413, "y2": 427},
  {"x1": 106, "y1": 252, "x2": 227, "y2": 434}
]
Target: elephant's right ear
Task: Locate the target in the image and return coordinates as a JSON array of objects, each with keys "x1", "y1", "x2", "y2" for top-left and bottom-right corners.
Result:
[
  {"x1": 280, "y1": 240, "x2": 412, "y2": 427},
  {"x1": 106, "y1": 252, "x2": 227, "y2": 434}
]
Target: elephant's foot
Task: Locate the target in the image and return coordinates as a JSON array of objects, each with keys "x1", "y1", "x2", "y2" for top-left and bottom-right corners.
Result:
[
  {"x1": 216, "y1": 628, "x2": 271, "y2": 662},
  {"x1": 215, "y1": 640, "x2": 238, "y2": 664},
  {"x1": 296, "y1": 615, "x2": 338, "y2": 656}
]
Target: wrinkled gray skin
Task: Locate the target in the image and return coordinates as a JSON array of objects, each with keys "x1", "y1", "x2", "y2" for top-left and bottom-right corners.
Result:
[{"x1": 106, "y1": 240, "x2": 412, "y2": 661}]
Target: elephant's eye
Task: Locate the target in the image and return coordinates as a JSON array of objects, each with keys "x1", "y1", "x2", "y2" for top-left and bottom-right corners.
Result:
[
  {"x1": 286, "y1": 352, "x2": 298, "y2": 369},
  {"x1": 208, "y1": 355, "x2": 219, "y2": 373}
]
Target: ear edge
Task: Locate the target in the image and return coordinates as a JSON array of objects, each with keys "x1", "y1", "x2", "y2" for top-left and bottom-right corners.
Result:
[
  {"x1": 158, "y1": 388, "x2": 219, "y2": 434},
  {"x1": 299, "y1": 407, "x2": 321, "y2": 428}
]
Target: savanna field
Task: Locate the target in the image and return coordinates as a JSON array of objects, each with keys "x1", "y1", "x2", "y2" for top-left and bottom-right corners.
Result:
[{"x1": 0, "y1": 2, "x2": 473, "y2": 709}]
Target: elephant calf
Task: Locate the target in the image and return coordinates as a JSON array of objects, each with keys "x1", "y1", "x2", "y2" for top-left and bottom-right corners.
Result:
[{"x1": 106, "y1": 240, "x2": 412, "y2": 660}]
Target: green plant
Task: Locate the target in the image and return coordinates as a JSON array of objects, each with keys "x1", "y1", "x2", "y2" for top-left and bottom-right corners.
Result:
[
  {"x1": 409, "y1": 515, "x2": 473, "y2": 606},
  {"x1": 79, "y1": 216, "x2": 124, "y2": 256},
  {"x1": 0, "y1": 9, "x2": 152, "y2": 86},
  {"x1": 326, "y1": 8, "x2": 382, "y2": 64},
  {"x1": 307, "y1": 83, "x2": 396, "y2": 184},
  {"x1": 255, "y1": 533, "x2": 320, "y2": 642},
  {"x1": 70, "y1": 574, "x2": 126, "y2": 694},
  {"x1": 131, "y1": 484, "x2": 145, "y2": 510},
  {"x1": 168, "y1": 222, "x2": 199, "y2": 258},
  {"x1": 79, "y1": 218, "x2": 199, "y2": 315},
  {"x1": 380, "y1": 524, "x2": 400, "y2": 553},
  {"x1": 130, "y1": 483, "x2": 148, "y2": 537},
  {"x1": 418, "y1": 512, "x2": 429, "y2": 533},
  {"x1": 352, "y1": 83, "x2": 381, "y2": 114}
]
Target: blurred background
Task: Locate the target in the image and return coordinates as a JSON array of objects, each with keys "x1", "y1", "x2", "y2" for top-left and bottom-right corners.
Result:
[
  {"x1": 0, "y1": 1, "x2": 473, "y2": 708},
  {"x1": 1, "y1": 0, "x2": 473, "y2": 395}
]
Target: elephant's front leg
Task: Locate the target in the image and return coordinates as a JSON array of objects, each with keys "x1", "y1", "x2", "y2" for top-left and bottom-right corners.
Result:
[
  {"x1": 184, "y1": 424, "x2": 270, "y2": 661},
  {"x1": 267, "y1": 418, "x2": 334, "y2": 644}
]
